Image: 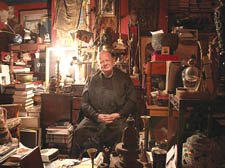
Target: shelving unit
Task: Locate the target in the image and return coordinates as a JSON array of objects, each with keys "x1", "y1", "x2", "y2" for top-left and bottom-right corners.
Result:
[{"x1": 8, "y1": 43, "x2": 51, "y2": 83}]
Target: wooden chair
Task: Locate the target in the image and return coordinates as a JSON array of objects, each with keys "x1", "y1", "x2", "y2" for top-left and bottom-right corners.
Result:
[{"x1": 0, "y1": 104, "x2": 22, "y2": 140}]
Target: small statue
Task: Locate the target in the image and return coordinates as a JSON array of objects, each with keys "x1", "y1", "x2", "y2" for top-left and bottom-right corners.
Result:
[
  {"x1": 122, "y1": 114, "x2": 139, "y2": 150},
  {"x1": 115, "y1": 114, "x2": 143, "y2": 168},
  {"x1": 102, "y1": 146, "x2": 111, "y2": 165}
]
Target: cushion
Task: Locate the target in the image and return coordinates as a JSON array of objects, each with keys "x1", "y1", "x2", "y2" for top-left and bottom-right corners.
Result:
[{"x1": 0, "y1": 110, "x2": 12, "y2": 145}]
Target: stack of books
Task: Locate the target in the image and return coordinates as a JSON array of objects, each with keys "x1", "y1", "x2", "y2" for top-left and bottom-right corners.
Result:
[
  {"x1": 13, "y1": 83, "x2": 34, "y2": 117},
  {"x1": 0, "y1": 143, "x2": 17, "y2": 164},
  {"x1": 2, "y1": 143, "x2": 33, "y2": 167},
  {"x1": 45, "y1": 122, "x2": 73, "y2": 155},
  {"x1": 27, "y1": 105, "x2": 41, "y2": 118}
]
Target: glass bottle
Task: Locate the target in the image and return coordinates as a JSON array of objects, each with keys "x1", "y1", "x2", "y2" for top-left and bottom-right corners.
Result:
[{"x1": 182, "y1": 58, "x2": 201, "y2": 92}]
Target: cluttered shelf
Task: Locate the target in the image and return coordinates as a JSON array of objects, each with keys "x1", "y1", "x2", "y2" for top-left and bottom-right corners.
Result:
[
  {"x1": 7, "y1": 43, "x2": 51, "y2": 84},
  {"x1": 9, "y1": 43, "x2": 51, "y2": 52}
]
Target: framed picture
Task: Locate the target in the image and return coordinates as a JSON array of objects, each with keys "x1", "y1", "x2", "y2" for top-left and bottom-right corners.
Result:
[
  {"x1": 19, "y1": 9, "x2": 49, "y2": 35},
  {"x1": 161, "y1": 46, "x2": 170, "y2": 55},
  {"x1": 100, "y1": 0, "x2": 115, "y2": 16}
]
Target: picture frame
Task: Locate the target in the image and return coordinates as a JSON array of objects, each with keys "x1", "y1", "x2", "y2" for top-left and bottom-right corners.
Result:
[
  {"x1": 161, "y1": 46, "x2": 170, "y2": 55},
  {"x1": 100, "y1": 0, "x2": 115, "y2": 16},
  {"x1": 19, "y1": 9, "x2": 49, "y2": 35}
]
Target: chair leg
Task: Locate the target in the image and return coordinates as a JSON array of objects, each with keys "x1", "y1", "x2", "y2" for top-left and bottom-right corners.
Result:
[{"x1": 17, "y1": 127, "x2": 20, "y2": 141}]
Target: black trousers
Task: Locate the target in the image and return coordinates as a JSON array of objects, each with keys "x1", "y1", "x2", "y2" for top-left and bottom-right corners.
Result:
[{"x1": 71, "y1": 117, "x2": 126, "y2": 158}]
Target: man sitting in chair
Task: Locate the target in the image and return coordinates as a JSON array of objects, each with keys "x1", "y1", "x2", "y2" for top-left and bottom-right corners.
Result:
[{"x1": 71, "y1": 50, "x2": 137, "y2": 158}]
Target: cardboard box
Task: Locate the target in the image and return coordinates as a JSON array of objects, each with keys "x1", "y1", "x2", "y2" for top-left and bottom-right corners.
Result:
[
  {"x1": 20, "y1": 117, "x2": 40, "y2": 128},
  {"x1": 0, "y1": 64, "x2": 9, "y2": 74}
]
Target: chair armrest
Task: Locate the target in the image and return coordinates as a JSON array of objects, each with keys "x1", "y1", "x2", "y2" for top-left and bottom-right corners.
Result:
[{"x1": 0, "y1": 104, "x2": 22, "y2": 119}]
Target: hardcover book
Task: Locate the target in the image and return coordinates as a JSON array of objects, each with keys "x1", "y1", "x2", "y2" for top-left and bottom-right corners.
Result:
[
  {"x1": 13, "y1": 93, "x2": 34, "y2": 101},
  {"x1": 14, "y1": 89, "x2": 33, "y2": 96},
  {"x1": 14, "y1": 98, "x2": 33, "y2": 104},
  {"x1": 15, "y1": 83, "x2": 34, "y2": 90}
]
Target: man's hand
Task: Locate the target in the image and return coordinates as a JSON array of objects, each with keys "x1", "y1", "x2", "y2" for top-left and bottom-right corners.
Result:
[{"x1": 97, "y1": 113, "x2": 120, "y2": 124}]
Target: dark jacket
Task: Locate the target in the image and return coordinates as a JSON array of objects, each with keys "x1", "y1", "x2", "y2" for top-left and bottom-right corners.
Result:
[{"x1": 81, "y1": 67, "x2": 137, "y2": 122}]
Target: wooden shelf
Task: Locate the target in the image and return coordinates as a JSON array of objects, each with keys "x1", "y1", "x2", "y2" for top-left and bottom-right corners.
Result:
[
  {"x1": 8, "y1": 43, "x2": 50, "y2": 83},
  {"x1": 9, "y1": 43, "x2": 51, "y2": 52}
]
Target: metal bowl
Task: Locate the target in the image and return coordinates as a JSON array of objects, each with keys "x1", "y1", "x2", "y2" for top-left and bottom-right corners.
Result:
[
  {"x1": 151, "y1": 33, "x2": 179, "y2": 53},
  {"x1": 16, "y1": 73, "x2": 33, "y2": 82}
]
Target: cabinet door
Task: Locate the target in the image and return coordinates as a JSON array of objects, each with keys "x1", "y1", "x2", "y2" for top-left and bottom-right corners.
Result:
[{"x1": 41, "y1": 93, "x2": 72, "y2": 128}]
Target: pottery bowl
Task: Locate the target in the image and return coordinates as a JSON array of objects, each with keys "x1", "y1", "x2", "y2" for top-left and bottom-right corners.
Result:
[{"x1": 151, "y1": 33, "x2": 179, "y2": 53}]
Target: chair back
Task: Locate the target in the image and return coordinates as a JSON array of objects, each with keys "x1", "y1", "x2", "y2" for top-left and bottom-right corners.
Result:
[
  {"x1": 0, "y1": 107, "x2": 7, "y2": 121},
  {"x1": 0, "y1": 104, "x2": 22, "y2": 119}
]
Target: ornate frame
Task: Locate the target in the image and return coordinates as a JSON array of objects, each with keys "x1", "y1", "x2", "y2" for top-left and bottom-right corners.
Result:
[
  {"x1": 19, "y1": 9, "x2": 48, "y2": 34},
  {"x1": 100, "y1": 0, "x2": 115, "y2": 16}
]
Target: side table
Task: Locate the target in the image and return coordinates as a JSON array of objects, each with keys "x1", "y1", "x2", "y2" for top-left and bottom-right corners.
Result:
[{"x1": 168, "y1": 94, "x2": 211, "y2": 168}]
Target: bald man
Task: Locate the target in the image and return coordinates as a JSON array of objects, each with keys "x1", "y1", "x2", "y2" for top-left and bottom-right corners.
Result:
[{"x1": 71, "y1": 50, "x2": 137, "y2": 158}]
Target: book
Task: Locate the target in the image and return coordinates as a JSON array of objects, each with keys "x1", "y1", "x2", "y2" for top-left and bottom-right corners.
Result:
[
  {"x1": 13, "y1": 66, "x2": 30, "y2": 73},
  {"x1": 13, "y1": 93, "x2": 34, "y2": 101},
  {"x1": 0, "y1": 143, "x2": 17, "y2": 156},
  {"x1": 26, "y1": 105, "x2": 41, "y2": 113},
  {"x1": 7, "y1": 144, "x2": 32, "y2": 162},
  {"x1": 46, "y1": 125, "x2": 73, "y2": 135},
  {"x1": 0, "y1": 146, "x2": 17, "y2": 164},
  {"x1": 48, "y1": 121, "x2": 72, "y2": 129},
  {"x1": 19, "y1": 111, "x2": 27, "y2": 117},
  {"x1": 46, "y1": 133, "x2": 72, "y2": 144},
  {"x1": 26, "y1": 105, "x2": 41, "y2": 117},
  {"x1": 14, "y1": 98, "x2": 33, "y2": 104},
  {"x1": 21, "y1": 100, "x2": 34, "y2": 107},
  {"x1": 14, "y1": 89, "x2": 33, "y2": 96},
  {"x1": 28, "y1": 112, "x2": 40, "y2": 117},
  {"x1": 4, "y1": 88, "x2": 16, "y2": 94},
  {"x1": 15, "y1": 83, "x2": 34, "y2": 90},
  {"x1": 19, "y1": 104, "x2": 34, "y2": 112}
]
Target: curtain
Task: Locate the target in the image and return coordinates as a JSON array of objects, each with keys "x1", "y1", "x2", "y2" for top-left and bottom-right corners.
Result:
[{"x1": 53, "y1": 0, "x2": 83, "y2": 32}]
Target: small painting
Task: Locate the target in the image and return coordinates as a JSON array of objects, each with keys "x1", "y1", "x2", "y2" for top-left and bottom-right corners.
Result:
[
  {"x1": 100, "y1": 0, "x2": 115, "y2": 16},
  {"x1": 161, "y1": 46, "x2": 170, "y2": 55},
  {"x1": 19, "y1": 9, "x2": 49, "y2": 35}
]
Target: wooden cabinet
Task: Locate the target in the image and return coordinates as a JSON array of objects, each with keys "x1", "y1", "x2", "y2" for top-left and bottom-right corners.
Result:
[
  {"x1": 41, "y1": 88, "x2": 83, "y2": 147},
  {"x1": 72, "y1": 97, "x2": 81, "y2": 124},
  {"x1": 41, "y1": 93, "x2": 72, "y2": 128},
  {"x1": 71, "y1": 84, "x2": 84, "y2": 124},
  {"x1": 146, "y1": 61, "x2": 166, "y2": 104},
  {"x1": 145, "y1": 61, "x2": 178, "y2": 117},
  {"x1": 41, "y1": 93, "x2": 72, "y2": 147}
]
